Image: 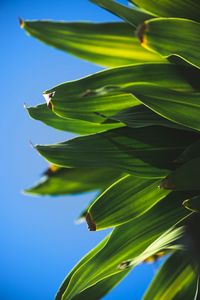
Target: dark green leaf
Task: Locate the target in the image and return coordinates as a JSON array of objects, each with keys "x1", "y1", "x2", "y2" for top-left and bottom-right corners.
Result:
[
  {"x1": 143, "y1": 251, "x2": 197, "y2": 300},
  {"x1": 87, "y1": 175, "x2": 168, "y2": 230},
  {"x1": 27, "y1": 104, "x2": 124, "y2": 134},
  {"x1": 113, "y1": 105, "x2": 189, "y2": 131},
  {"x1": 124, "y1": 84, "x2": 200, "y2": 132},
  {"x1": 22, "y1": 21, "x2": 162, "y2": 67},
  {"x1": 177, "y1": 139, "x2": 200, "y2": 163},
  {"x1": 24, "y1": 167, "x2": 122, "y2": 196},
  {"x1": 160, "y1": 157, "x2": 200, "y2": 191},
  {"x1": 35, "y1": 127, "x2": 198, "y2": 178}
]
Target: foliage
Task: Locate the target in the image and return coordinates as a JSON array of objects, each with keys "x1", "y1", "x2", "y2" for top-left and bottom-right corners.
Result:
[{"x1": 22, "y1": 0, "x2": 200, "y2": 299}]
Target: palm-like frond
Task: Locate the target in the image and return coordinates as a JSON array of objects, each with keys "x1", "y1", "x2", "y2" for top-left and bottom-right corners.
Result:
[{"x1": 22, "y1": 0, "x2": 200, "y2": 299}]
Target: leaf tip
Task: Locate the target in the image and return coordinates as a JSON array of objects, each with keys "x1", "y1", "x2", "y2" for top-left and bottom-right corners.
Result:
[
  {"x1": 136, "y1": 22, "x2": 148, "y2": 46},
  {"x1": 43, "y1": 91, "x2": 55, "y2": 110},
  {"x1": 86, "y1": 212, "x2": 96, "y2": 231},
  {"x1": 29, "y1": 140, "x2": 36, "y2": 149},
  {"x1": 19, "y1": 17, "x2": 25, "y2": 28}
]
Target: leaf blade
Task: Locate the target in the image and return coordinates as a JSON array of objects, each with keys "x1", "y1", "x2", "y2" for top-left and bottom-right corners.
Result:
[
  {"x1": 22, "y1": 21, "x2": 163, "y2": 67},
  {"x1": 35, "y1": 127, "x2": 198, "y2": 178},
  {"x1": 88, "y1": 175, "x2": 169, "y2": 230}
]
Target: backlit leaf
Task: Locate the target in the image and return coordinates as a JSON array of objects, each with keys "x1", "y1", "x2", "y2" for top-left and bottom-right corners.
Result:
[
  {"x1": 27, "y1": 104, "x2": 124, "y2": 134},
  {"x1": 44, "y1": 63, "x2": 195, "y2": 123},
  {"x1": 35, "y1": 126, "x2": 198, "y2": 178},
  {"x1": 139, "y1": 18, "x2": 200, "y2": 69},
  {"x1": 143, "y1": 251, "x2": 197, "y2": 300},
  {"x1": 58, "y1": 192, "x2": 190, "y2": 300},
  {"x1": 22, "y1": 21, "x2": 163, "y2": 67},
  {"x1": 87, "y1": 175, "x2": 168, "y2": 230},
  {"x1": 25, "y1": 167, "x2": 122, "y2": 196},
  {"x1": 90, "y1": 0, "x2": 153, "y2": 27}
]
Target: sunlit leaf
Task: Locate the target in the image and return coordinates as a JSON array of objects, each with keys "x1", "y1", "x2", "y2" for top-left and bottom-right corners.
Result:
[
  {"x1": 139, "y1": 18, "x2": 200, "y2": 69},
  {"x1": 25, "y1": 167, "x2": 122, "y2": 196},
  {"x1": 143, "y1": 251, "x2": 197, "y2": 300},
  {"x1": 44, "y1": 63, "x2": 195, "y2": 123},
  {"x1": 58, "y1": 192, "x2": 190, "y2": 300},
  {"x1": 87, "y1": 175, "x2": 168, "y2": 230},
  {"x1": 90, "y1": 0, "x2": 153, "y2": 27},
  {"x1": 131, "y1": 0, "x2": 200, "y2": 21},
  {"x1": 22, "y1": 21, "x2": 163, "y2": 67}
]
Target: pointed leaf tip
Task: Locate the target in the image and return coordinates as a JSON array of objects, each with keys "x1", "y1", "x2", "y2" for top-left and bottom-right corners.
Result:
[
  {"x1": 19, "y1": 17, "x2": 25, "y2": 28},
  {"x1": 43, "y1": 91, "x2": 55, "y2": 110},
  {"x1": 29, "y1": 140, "x2": 35, "y2": 149},
  {"x1": 86, "y1": 212, "x2": 96, "y2": 231},
  {"x1": 136, "y1": 22, "x2": 148, "y2": 45}
]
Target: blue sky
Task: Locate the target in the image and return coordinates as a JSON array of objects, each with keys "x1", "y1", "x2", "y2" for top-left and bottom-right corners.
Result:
[{"x1": 1, "y1": 1, "x2": 158, "y2": 299}]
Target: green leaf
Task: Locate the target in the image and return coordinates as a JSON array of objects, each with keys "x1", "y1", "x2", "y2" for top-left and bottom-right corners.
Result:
[
  {"x1": 183, "y1": 195, "x2": 200, "y2": 213},
  {"x1": 143, "y1": 251, "x2": 197, "y2": 300},
  {"x1": 90, "y1": 0, "x2": 153, "y2": 27},
  {"x1": 160, "y1": 157, "x2": 200, "y2": 191},
  {"x1": 87, "y1": 175, "x2": 169, "y2": 230},
  {"x1": 139, "y1": 18, "x2": 200, "y2": 69},
  {"x1": 35, "y1": 126, "x2": 198, "y2": 178},
  {"x1": 58, "y1": 192, "x2": 190, "y2": 300},
  {"x1": 44, "y1": 63, "x2": 195, "y2": 123},
  {"x1": 71, "y1": 271, "x2": 129, "y2": 300},
  {"x1": 113, "y1": 105, "x2": 190, "y2": 131},
  {"x1": 27, "y1": 104, "x2": 124, "y2": 134},
  {"x1": 24, "y1": 167, "x2": 122, "y2": 196},
  {"x1": 131, "y1": 0, "x2": 200, "y2": 21},
  {"x1": 123, "y1": 84, "x2": 200, "y2": 132},
  {"x1": 22, "y1": 21, "x2": 162, "y2": 67}
]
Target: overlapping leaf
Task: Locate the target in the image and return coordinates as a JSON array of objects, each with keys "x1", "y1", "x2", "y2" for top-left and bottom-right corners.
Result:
[
  {"x1": 90, "y1": 0, "x2": 153, "y2": 27},
  {"x1": 57, "y1": 192, "x2": 190, "y2": 300},
  {"x1": 27, "y1": 104, "x2": 124, "y2": 134},
  {"x1": 113, "y1": 105, "x2": 189, "y2": 131},
  {"x1": 43, "y1": 63, "x2": 195, "y2": 123},
  {"x1": 131, "y1": 0, "x2": 200, "y2": 21},
  {"x1": 139, "y1": 18, "x2": 200, "y2": 69},
  {"x1": 123, "y1": 84, "x2": 200, "y2": 132},
  {"x1": 25, "y1": 167, "x2": 122, "y2": 196},
  {"x1": 87, "y1": 175, "x2": 168, "y2": 230},
  {"x1": 35, "y1": 126, "x2": 198, "y2": 178},
  {"x1": 21, "y1": 21, "x2": 163, "y2": 67},
  {"x1": 160, "y1": 157, "x2": 200, "y2": 191},
  {"x1": 143, "y1": 251, "x2": 197, "y2": 300}
]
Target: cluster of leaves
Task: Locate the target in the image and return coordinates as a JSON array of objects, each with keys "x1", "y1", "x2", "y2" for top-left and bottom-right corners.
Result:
[{"x1": 22, "y1": 0, "x2": 200, "y2": 299}]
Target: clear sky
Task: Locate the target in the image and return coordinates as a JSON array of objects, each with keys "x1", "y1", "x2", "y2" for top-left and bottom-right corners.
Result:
[{"x1": 1, "y1": 1, "x2": 159, "y2": 299}]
